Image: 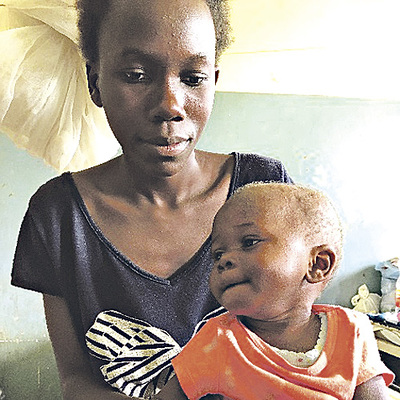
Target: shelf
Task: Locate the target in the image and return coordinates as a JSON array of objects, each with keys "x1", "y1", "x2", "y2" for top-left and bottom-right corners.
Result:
[
  {"x1": 377, "y1": 338, "x2": 400, "y2": 358},
  {"x1": 389, "y1": 387, "x2": 400, "y2": 399}
]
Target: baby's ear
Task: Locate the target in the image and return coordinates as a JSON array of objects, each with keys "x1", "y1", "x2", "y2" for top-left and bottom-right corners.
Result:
[
  {"x1": 86, "y1": 64, "x2": 102, "y2": 107},
  {"x1": 215, "y1": 68, "x2": 220, "y2": 84},
  {"x1": 306, "y1": 245, "x2": 336, "y2": 284}
]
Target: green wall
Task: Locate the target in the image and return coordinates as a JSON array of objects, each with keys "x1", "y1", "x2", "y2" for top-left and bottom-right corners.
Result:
[
  {"x1": 1, "y1": 92, "x2": 399, "y2": 398},
  {"x1": 0, "y1": 133, "x2": 59, "y2": 399}
]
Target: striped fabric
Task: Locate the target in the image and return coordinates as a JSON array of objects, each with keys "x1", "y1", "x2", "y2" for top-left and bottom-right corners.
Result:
[
  {"x1": 86, "y1": 310, "x2": 181, "y2": 398},
  {"x1": 192, "y1": 307, "x2": 227, "y2": 335},
  {"x1": 85, "y1": 307, "x2": 227, "y2": 398}
]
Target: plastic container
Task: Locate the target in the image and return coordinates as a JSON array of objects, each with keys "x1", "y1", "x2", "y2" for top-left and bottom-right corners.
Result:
[{"x1": 396, "y1": 274, "x2": 400, "y2": 321}]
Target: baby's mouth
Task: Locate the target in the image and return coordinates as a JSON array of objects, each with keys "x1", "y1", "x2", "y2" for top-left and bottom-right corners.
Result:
[{"x1": 223, "y1": 280, "x2": 250, "y2": 292}]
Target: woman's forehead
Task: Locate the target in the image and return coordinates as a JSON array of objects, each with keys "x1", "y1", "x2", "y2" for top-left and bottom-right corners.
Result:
[
  {"x1": 104, "y1": 0, "x2": 212, "y2": 31},
  {"x1": 98, "y1": 0, "x2": 215, "y2": 61}
]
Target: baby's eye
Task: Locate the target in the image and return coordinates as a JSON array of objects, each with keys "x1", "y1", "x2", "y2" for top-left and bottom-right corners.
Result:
[
  {"x1": 123, "y1": 70, "x2": 149, "y2": 84},
  {"x1": 181, "y1": 73, "x2": 208, "y2": 87},
  {"x1": 242, "y1": 238, "x2": 261, "y2": 249},
  {"x1": 212, "y1": 250, "x2": 224, "y2": 261}
]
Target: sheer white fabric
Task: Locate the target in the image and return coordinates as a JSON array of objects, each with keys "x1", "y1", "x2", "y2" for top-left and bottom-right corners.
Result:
[{"x1": 0, "y1": 1, "x2": 120, "y2": 172}]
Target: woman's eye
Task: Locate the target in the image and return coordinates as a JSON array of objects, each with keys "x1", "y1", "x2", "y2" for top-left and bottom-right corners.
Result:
[
  {"x1": 182, "y1": 74, "x2": 208, "y2": 87},
  {"x1": 123, "y1": 70, "x2": 148, "y2": 83}
]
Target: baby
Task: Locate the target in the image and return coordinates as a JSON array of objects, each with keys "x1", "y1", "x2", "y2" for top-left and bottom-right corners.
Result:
[{"x1": 157, "y1": 182, "x2": 394, "y2": 400}]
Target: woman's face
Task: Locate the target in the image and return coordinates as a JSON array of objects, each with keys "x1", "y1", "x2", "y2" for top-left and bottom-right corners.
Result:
[{"x1": 89, "y1": 0, "x2": 218, "y2": 176}]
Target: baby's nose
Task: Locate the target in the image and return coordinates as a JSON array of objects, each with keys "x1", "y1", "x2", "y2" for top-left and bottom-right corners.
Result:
[{"x1": 217, "y1": 257, "x2": 235, "y2": 272}]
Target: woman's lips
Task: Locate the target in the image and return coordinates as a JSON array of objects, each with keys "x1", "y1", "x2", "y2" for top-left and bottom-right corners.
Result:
[
  {"x1": 157, "y1": 141, "x2": 189, "y2": 156},
  {"x1": 146, "y1": 138, "x2": 191, "y2": 157}
]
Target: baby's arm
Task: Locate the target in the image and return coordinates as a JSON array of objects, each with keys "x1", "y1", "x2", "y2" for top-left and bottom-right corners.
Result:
[{"x1": 353, "y1": 375, "x2": 390, "y2": 400}]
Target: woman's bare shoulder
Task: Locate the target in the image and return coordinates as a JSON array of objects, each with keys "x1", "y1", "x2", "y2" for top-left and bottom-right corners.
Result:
[
  {"x1": 196, "y1": 149, "x2": 232, "y2": 164},
  {"x1": 196, "y1": 150, "x2": 234, "y2": 177},
  {"x1": 72, "y1": 156, "x2": 122, "y2": 196}
]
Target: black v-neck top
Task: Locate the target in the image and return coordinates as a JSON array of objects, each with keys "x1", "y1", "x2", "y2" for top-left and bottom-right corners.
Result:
[{"x1": 12, "y1": 152, "x2": 292, "y2": 374}]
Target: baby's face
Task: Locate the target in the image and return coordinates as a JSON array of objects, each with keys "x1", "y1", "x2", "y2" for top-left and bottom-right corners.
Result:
[{"x1": 210, "y1": 193, "x2": 311, "y2": 321}]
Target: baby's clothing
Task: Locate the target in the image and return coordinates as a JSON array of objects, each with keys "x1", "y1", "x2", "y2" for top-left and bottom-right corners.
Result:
[
  {"x1": 271, "y1": 312, "x2": 327, "y2": 368},
  {"x1": 172, "y1": 304, "x2": 394, "y2": 400},
  {"x1": 11, "y1": 152, "x2": 292, "y2": 396}
]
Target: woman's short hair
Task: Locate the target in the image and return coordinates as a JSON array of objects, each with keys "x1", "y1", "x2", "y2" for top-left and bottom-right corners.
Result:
[{"x1": 76, "y1": 0, "x2": 232, "y2": 64}]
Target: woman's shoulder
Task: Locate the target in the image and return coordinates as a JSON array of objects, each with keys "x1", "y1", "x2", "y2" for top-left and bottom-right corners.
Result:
[
  {"x1": 235, "y1": 151, "x2": 286, "y2": 170},
  {"x1": 30, "y1": 173, "x2": 74, "y2": 205},
  {"x1": 26, "y1": 173, "x2": 84, "y2": 226},
  {"x1": 232, "y1": 152, "x2": 293, "y2": 186},
  {"x1": 196, "y1": 150, "x2": 233, "y2": 172}
]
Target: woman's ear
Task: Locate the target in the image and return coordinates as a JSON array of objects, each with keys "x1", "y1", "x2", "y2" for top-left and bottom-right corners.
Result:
[
  {"x1": 86, "y1": 64, "x2": 102, "y2": 107},
  {"x1": 306, "y1": 245, "x2": 337, "y2": 284}
]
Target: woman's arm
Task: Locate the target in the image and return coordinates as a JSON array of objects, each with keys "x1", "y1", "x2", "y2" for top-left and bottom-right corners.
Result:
[
  {"x1": 43, "y1": 294, "x2": 132, "y2": 400},
  {"x1": 152, "y1": 375, "x2": 188, "y2": 400},
  {"x1": 353, "y1": 375, "x2": 390, "y2": 400},
  {"x1": 153, "y1": 376, "x2": 223, "y2": 400}
]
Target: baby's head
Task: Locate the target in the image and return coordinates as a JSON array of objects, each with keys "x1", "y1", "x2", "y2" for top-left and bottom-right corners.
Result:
[{"x1": 209, "y1": 182, "x2": 343, "y2": 321}]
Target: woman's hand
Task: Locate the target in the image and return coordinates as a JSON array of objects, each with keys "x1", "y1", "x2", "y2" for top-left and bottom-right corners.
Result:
[
  {"x1": 152, "y1": 376, "x2": 228, "y2": 400},
  {"x1": 353, "y1": 375, "x2": 390, "y2": 400},
  {"x1": 151, "y1": 375, "x2": 188, "y2": 400},
  {"x1": 43, "y1": 294, "x2": 131, "y2": 400}
]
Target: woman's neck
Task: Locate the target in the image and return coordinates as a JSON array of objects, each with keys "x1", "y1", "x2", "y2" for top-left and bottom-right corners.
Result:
[{"x1": 93, "y1": 150, "x2": 221, "y2": 208}]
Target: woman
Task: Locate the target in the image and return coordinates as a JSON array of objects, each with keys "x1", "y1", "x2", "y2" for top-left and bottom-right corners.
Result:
[{"x1": 11, "y1": 0, "x2": 292, "y2": 398}]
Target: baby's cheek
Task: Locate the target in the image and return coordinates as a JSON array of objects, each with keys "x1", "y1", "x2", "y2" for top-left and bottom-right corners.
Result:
[{"x1": 208, "y1": 270, "x2": 220, "y2": 298}]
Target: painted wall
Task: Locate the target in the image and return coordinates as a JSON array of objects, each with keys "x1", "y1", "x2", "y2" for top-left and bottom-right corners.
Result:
[
  {"x1": 0, "y1": 134, "x2": 59, "y2": 399},
  {"x1": 1, "y1": 91, "x2": 399, "y2": 398},
  {"x1": 199, "y1": 93, "x2": 400, "y2": 305},
  {"x1": 217, "y1": 0, "x2": 400, "y2": 100}
]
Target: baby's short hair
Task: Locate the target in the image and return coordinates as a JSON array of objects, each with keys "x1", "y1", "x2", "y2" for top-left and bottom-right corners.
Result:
[{"x1": 228, "y1": 182, "x2": 343, "y2": 267}]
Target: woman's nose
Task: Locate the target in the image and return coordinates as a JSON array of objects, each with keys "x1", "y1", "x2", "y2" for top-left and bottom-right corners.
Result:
[{"x1": 150, "y1": 78, "x2": 186, "y2": 123}]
